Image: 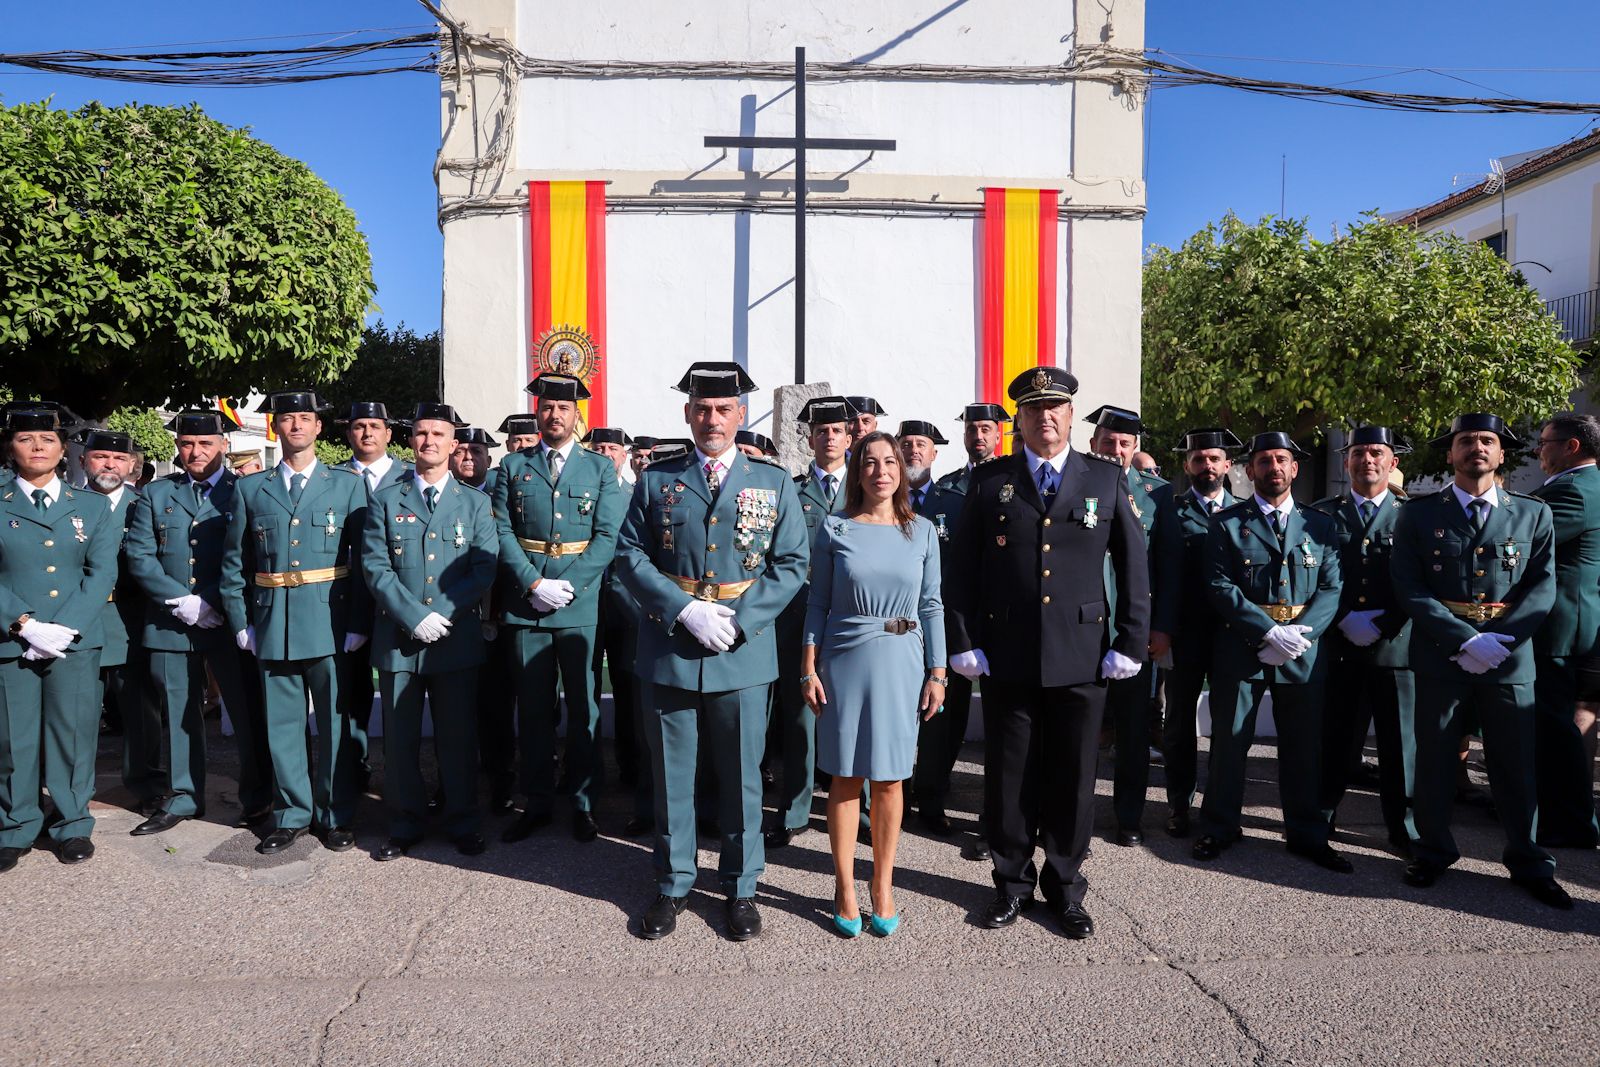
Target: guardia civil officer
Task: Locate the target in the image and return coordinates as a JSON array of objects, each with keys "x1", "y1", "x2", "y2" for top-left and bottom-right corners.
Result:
[
  {"x1": 221, "y1": 390, "x2": 370, "y2": 854},
  {"x1": 334, "y1": 401, "x2": 411, "y2": 796},
  {"x1": 941, "y1": 403, "x2": 1009, "y2": 498},
  {"x1": 735, "y1": 430, "x2": 778, "y2": 458},
  {"x1": 76, "y1": 427, "x2": 162, "y2": 812},
  {"x1": 1392, "y1": 413, "x2": 1570, "y2": 909},
  {"x1": 844, "y1": 395, "x2": 884, "y2": 446},
  {"x1": 1149, "y1": 428, "x2": 1241, "y2": 837},
  {"x1": 1311, "y1": 426, "x2": 1416, "y2": 853},
  {"x1": 616, "y1": 362, "x2": 808, "y2": 941},
  {"x1": 495, "y1": 374, "x2": 623, "y2": 843},
  {"x1": 0, "y1": 403, "x2": 117, "y2": 870},
  {"x1": 946, "y1": 367, "x2": 1148, "y2": 938},
  {"x1": 766, "y1": 396, "x2": 851, "y2": 850},
  {"x1": 1529, "y1": 413, "x2": 1600, "y2": 848},
  {"x1": 1085, "y1": 404, "x2": 1171, "y2": 846},
  {"x1": 1193, "y1": 432, "x2": 1348, "y2": 872},
  {"x1": 363, "y1": 404, "x2": 498, "y2": 860},
  {"x1": 125, "y1": 410, "x2": 274, "y2": 832},
  {"x1": 899, "y1": 419, "x2": 971, "y2": 838}
]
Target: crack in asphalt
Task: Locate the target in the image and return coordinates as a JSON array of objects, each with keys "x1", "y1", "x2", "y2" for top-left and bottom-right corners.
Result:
[{"x1": 308, "y1": 885, "x2": 472, "y2": 1066}]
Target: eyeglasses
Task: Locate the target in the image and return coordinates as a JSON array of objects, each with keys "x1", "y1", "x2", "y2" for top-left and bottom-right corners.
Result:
[{"x1": 1537, "y1": 437, "x2": 1571, "y2": 449}]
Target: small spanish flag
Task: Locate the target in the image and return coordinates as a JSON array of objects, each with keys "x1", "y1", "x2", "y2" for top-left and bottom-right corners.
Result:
[
  {"x1": 529, "y1": 180, "x2": 608, "y2": 427},
  {"x1": 980, "y1": 189, "x2": 1059, "y2": 453}
]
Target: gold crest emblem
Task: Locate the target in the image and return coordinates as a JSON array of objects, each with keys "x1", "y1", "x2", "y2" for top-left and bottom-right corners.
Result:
[
  {"x1": 1032, "y1": 368, "x2": 1052, "y2": 393},
  {"x1": 532, "y1": 324, "x2": 602, "y2": 383}
]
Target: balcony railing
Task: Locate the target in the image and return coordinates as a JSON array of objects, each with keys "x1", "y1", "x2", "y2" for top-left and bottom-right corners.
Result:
[{"x1": 1545, "y1": 287, "x2": 1599, "y2": 346}]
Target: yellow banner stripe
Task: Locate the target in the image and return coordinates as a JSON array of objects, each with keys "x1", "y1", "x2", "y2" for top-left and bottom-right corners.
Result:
[
  {"x1": 1001, "y1": 187, "x2": 1041, "y2": 396},
  {"x1": 548, "y1": 181, "x2": 588, "y2": 329}
]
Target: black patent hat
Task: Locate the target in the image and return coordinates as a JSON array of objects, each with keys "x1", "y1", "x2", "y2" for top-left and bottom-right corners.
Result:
[
  {"x1": 454, "y1": 427, "x2": 499, "y2": 447},
  {"x1": 735, "y1": 429, "x2": 777, "y2": 456},
  {"x1": 1172, "y1": 427, "x2": 1243, "y2": 454},
  {"x1": 2, "y1": 401, "x2": 79, "y2": 434},
  {"x1": 1245, "y1": 431, "x2": 1313, "y2": 459},
  {"x1": 896, "y1": 420, "x2": 949, "y2": 445},
  {"x1": 258, "y1": 389, "x2": 329, "y2": 415},
  {"x1": 673, "y1": 362, "x2": 757, "y2": 398},
  {"x1": 1083, "y1": 404, "x2": 1143, "y2": 436},
  {"x1": 797, "y1": 396, "x2": 857, "y2": 426},
  {"x1": 843, "y1": 395, "x2": 885, "y2": 416},
  {"x1": 409, "y1": 402, "x2": 468, "y2": 428},
  {"x1": 1339, "y1": 425, "x2": 1413, "y2": 455},
  {"x1": 526, "y1": 374, "x2": 591, "y2": 402},
  {"x1": 584, "y1": 427, "x2": 633, "y2": 447},
  {"x1": 958, "y1": 403, "x2": 1011, "y2": 424},
  {"x1": 498, "y1": 414, "x2": 540, "y2": 437},
  {"x1": 166, "y1": 409, "x2": 240, "y2": 436},
  {"x1": 1429, "y1": 413, "x2": 1521, "y2": 449},
  {"x1": 335, "y1": 401, "x2": 392, "y2": 425},
  {"x1": 631, "y1": 435, "x2": 660, "y2": 451},
  {"x1": 74, "y1": 428, "x2": 134, "y2": 453}
]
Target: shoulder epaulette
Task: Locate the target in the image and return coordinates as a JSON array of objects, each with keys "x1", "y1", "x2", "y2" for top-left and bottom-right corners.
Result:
[{"x1": 1083, "y1": 451, "x2": 1121, "y2": 468}]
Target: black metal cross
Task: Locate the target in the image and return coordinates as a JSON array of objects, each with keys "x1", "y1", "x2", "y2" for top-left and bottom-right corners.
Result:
[{"x1": 704, "y1": 47, "x2": 897, "y2": 383}]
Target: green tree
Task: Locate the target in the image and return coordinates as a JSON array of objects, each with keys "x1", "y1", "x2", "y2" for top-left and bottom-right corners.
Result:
[
  {"x1": 0, "y1": 101, "x2": 375, "y2": 418},
  {"x1": 105, "y1": 407, "x2": 174, "y2": 463},
  {"x1": 318, "y1": 320, "x2": 441, "y2": 419},
  {"x1": 1141, "y1": 213, "x2": 1582, "y2": 467}
]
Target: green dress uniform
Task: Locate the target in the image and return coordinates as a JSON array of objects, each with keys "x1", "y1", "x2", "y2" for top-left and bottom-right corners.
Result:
[
  {"x1": 474, "y1": 461, "x2": 518, "y2": 807},
  {"x1": 1107, "y1": 462, "x2": 1170, "y2": 834},
  {"x1": 1151, "y1": 483, "x2": 1235, "y2": 821},
  {"x1": 335, "y1": 451, "x2": 412, "y2": 797},
  {"x1": 1312, "y1": 486, "x2": 1416, "y2": 845},
  {"x1": 909, "y1": 472, "x2": 972, "y2": 821},
  {"x1": 95, "y1": 482, "x2": 163, "y2": 806},
  {"x1": 493, "y1": 437, "x2": 624, "y2": 819},
  {"x1": 1530, "y1": 462, "x2": 1600, "y2": 847},
  {"x1": 362, "y1": 472, "x2": 498, "y2": 840},
  {"x1": 0, "y1": 475, "x2": 118, "y2": 849},
  {"x1": 1391, "y1": 483, "x2": 1556, "y2": 879},
  {"x1": 616, "y1": 444, "x2": 809, "y2": 900},
  {"x1": 221, "y1": 458, "x2": 369, "y2": 832},
  {"x1": 126, "y1": 469, "x2": 274, "y2": 819},
  {"x1": 1200, "y1": 486, "x2": 1343, "y2": 850},
  {"x1": 770, "y1": 461, "x2": 841, "y2": 835}
]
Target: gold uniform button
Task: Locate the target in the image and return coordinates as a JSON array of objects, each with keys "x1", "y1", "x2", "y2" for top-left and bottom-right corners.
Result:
[
  {"x1": 705, "y1": 571, "x2": 717, "y2": 579},
  {"x1": 189, "y1": 539, "x2": 198, "y2": 547},
  {"x1": 1043, "y1": 518, "x2": 1053, "y2": 527},
  {"x1": 291, "y1": 519, "x2": 300, "y2": 526},
  {"x1": 48, "y1": 590, "x2": 59, "y2": 598},
  {"x1": 429, "y1": 533, "x2": 438, "y2": 540},
  {"x1": 1475, "y1": 570, "x2": 1485, "y2": 577},
  {"x1": 188, "y1": 578, "x2": 197, "y2": 585},
  {"x1": 1279, "y1": 598, "x2": 1289, "y2": 605},
  {"x1": 424, "y1": 597, "x2": 433, "y2": 605},
  {"x1": 426, "y1": 576, "x2": 435, "y2": 584},
  {"x1": 188, "y1": 558, "x2": 196, "y2": 565},
  {"x1": 709, "y1": 517, "x2": 719, "y2": 525},
  {"x1": 427, "y1": 554, "x2": 436, "y2": 561},
  {"x1": 43, "y1": 539, "x2": 54, "y2": 548},
  {"x1": 290, "y1": 539, "x2": 299, "y2": 547},
  {"x1": 1476, "y1": 547, "x2": 1486, "y2": 555},
  {"x1": 45, "y1": 565, "x2": 56, "y2": 573},
  {"x1": 1042, "y1": 595, "x2": 1051, "y2": 604},
  {"x1": 191, "y1": 520, "x2": 198, "y2": 527},
  {"x1": 1042, "y1": 544, "x2": 1052, "y2": 553},
  {"x1": 555, "y1": 513, "x2": 563, "y2": 520},
  {"x1": 1358, "y1": 596, "x2": 1367, "y2": 603},
  {"x1": 708, "y1": 544, "x2": 717, "y2": 552},
  {"x1": 290, "y1": 561, "x2": 299, "y2": 567},
  {"x1": 1042, "y1": 569, "x2": 1051, "y2": 578}
]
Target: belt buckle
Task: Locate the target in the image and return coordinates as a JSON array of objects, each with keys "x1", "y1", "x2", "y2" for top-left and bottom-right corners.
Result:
[
  {"x1": 283, "y1": 571, "x2": 304, "y2": 588},
  {"x1": 552, "y1": 542, "x2": 569, "y2": 558},
  {"x1": 694, "y1": 580, "x2": 719, "y2": 602},
  {"x1": 885, "y1": 618, "x2": 915, "y2": 635},
  {"x1": 1468, "y1": 603, "x2": 1490, "y2": 623}
]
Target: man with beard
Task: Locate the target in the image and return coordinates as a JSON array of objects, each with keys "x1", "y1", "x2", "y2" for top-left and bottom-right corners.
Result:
[
  {"x1": 451, "y1": 428, "x2": 496, "y2": 490},
  {"x1": 1392, "y1": 413, "x2": 1570, "y2": 909},
  {"x1": 1148, "y1": 428, "x2": 1240, "y2": 837},
  {"x1": 1192, "y1": 432, "x2": 1347, "y2": 873}
]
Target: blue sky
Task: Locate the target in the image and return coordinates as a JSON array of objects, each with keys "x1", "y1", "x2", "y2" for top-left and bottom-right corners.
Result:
[{"x1": 4, "y1": 1, "x2": 1599, "y2": 333}]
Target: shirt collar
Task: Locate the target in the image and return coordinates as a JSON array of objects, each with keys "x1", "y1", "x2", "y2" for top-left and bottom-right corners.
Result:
[
  {"x1": 1351, "y1": 488, "x2": 1390, "y2": 511},
  {"x1": 1022, "y1": 444, "x2": 1069, "y2": 476},
  {"x1": 190, "y1": 466, "x2": 225, "y2": 490},
  {"x1": 1451, "y1": 483, "x2": 1499, "y2": 512},
  {"x1": 105, "y1": 484, "x2": 128, "y2": 511},
  {"x1": 354, "y1": 454, "x2": 395, "y2": 481},
  {"x1": 1544, "y1": 460, "x2": 1598, "y2": 485},
  {"x1": 696, "y1": 446, "x2": 734, "y2": 472},
  {"x1": 414, "y1": 469, "x2": 452, "y2": 494},
  {"x1": 23, "y1": 475, "x2": 63, "y2": 506},
  {"x1": 278, "y1": 457, "x2": 319, "y2": 491},
  {"x1": 1253, "y1": 493, "x2": 1293, "y2": 520},
  {"x1": 541, "y1": 438, "x2": 576, "y2": 462},
  {"x1": 812, "y1": 461, "x2": 844, "y2": 485},
  {"x1": 1191, "y1": 486, "x2": 1224, "y2": 506}
]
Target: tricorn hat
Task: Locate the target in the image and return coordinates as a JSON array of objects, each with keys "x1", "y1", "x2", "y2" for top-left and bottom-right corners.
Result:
[
  {"x1": 843, "y1": 395, "x2": 885, "y2": 417},
  {"x1": 257, "y1": 389, "x2": 329, "y2": 415},
  {"x1": 334, "y1": 401, "x2": 392, "y2": 425},
  {"x1": 735, "y1": 429, "x2": 778, "y2": 456},
  {"x1": 1084, "y1": 404, "x2": 1144, "y2": 436},
  {"x1": 797, "y1": 396, "x2": 857, "y2": 426},
  {"x1": 896, "y1": 420, "x2": 949, "y2": 445},
  {"x1": 673, "y1": 362, "x2": 757, "y2": 398},
  {"x1": 1340, "y1": 425, "x2": 1413, "y2": 455},
  {"x1": 584, "y1": 427, "x2": 633, "y2": 447},
  {"x1": 958, "y1": 403, "x2": 1011, "y2": 424},
  {"x1": 409, "y1": 402, "x2": 468, "y2": 428},
  {"x1": 166, "y1": 409, "x2": 240, "y2": 436},
  {"x1": 74, "y1": 428, "x2": 134, "y2": 453},
  {"x1": 526, "y1": 374, "x2": 591, "y2": 402},
  {"x1": 1172, "y1": 427, "x2": 1243, "y2": 454},
  {"x1": 1428, "y1": 413, "x2": 1521, "y2": 450},
  {"x1": 454, "y1": 427, "x2": 499, "y2": 448},
  {"x1": 1245, "y1": 431, "x2": 1313, "y2": 459},
  {"x1": 498, "y1": 414, "x2": 541, "y2": 437},
  {"x1": 2, "y1": 401, "x2": 79, "y2": 435}
]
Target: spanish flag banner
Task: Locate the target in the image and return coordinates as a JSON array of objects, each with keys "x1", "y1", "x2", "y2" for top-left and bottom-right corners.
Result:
[
  {"x1": 980, "y1": 188, "x2": 1059, "y2": 451},
  {"x1": 215, "y1": 397, "x2": 268, "y2": 442},
  {"x1": 528, "y1": 180, "x2": 608, "y2": 428}
]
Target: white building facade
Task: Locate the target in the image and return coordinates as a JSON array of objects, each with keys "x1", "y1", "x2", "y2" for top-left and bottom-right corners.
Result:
[{"x1": 433, "y1": 0, "x2": 1146, "y2": 474}]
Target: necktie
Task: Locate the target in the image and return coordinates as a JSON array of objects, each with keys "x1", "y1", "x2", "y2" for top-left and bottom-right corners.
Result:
[
  {"x1": 365, "y1": 470, "x2": 379, "y2": 493},
  {"x1": 1360, "y1": 499, "x2": 1375, "y2": 524},
  {"x1": 423, "y1": 485, "x2": 438, "y2": 514},
  {"x1": 823, "y1": 473, "x2": 837, "y2": 504},
  {"x1": 1036, "y1": 463, "x2": 1058, "y2": 499},
  {"x1": 1207, "y1": 499, "x2": 1219, "y2": 515},
  {"x1": 194, "y1": 480, "x2": 209, "y2": 508},
  {"x1": 1470, "y1": 498, "x2": 1488, "y2": 530},
  {"x1": 289, "y1": 472, "x2": 306, "y2": 505},
  {"x1": 31, "y1": 488, "x2": 48, "y2": 515},
  {"x1": 549, "y1": 449, "x2": 564, "y2": 483},
  {"x1": 912, "y1": 488, "x2": 925, "y2": 510},
  {"x1": 705, "y1": 460, "x2": 721, "y2": 494},
  {"x1": 1269, "y1": 509, "x2": 1285, "y2": 544}
]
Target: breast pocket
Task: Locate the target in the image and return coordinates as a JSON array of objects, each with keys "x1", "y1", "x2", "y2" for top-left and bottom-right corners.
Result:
[
  {"x1": 1494, "y1": 538, "x2": 1529, "y2": 577},
  {"x1": 563, "y1": 481, "x2": 601, "y2": 528},
  {"x1": 252, "y1": 520, "x2": 278, "y2": 556},
  {"x1": 1429, "y1": 541, "x2": 1465, "y2": 580}
]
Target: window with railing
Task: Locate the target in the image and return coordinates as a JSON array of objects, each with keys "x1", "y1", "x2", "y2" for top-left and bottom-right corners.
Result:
[{"x1": 1545, "y1": 287, "x2": 1599, "y2": 346}]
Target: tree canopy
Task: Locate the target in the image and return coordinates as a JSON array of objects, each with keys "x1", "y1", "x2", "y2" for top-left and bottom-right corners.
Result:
[
  {"x1": 0, "y1": 101, "x2": 375, "y2": 418},
  {"x1": 1141, "y1": 213, "x2": 1584, "y2": 462}
]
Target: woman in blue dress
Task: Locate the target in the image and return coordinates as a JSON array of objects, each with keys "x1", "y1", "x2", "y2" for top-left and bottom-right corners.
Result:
[{"x1": 801, "y1": 431, "x2": 946, "y2": 937}]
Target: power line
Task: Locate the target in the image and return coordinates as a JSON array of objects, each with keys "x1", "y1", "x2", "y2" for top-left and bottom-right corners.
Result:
[{"x1": 1154, "y1": 48, "x2": 1600, "y2": 74}]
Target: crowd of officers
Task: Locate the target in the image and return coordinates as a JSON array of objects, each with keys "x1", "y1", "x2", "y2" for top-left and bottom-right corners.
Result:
[{"x1": 0, "y1": 365, "x2": 1592, "y2": 938}]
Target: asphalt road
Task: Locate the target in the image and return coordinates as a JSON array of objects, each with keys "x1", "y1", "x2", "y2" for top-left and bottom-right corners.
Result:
[{"x1": 0, "y1": 722, "x2": 1595, "y2": 1066}]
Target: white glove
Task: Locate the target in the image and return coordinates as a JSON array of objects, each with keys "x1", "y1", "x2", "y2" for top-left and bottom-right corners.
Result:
[
  {"x1": 1455, "y1": 649, "x2": 1493, "y2": 675},
  {"x1": 22, "y1": 645, "x2": 58, "y2": 661},
  {"x1": 676, "y1": 599, "x2": 738, "y2": 652},
  {"x1": 1460, "y1": 632, "x2": 1515, "y2": 670},
  {"x1": 949, "y1": 649, "x2": 990, "y2": 680},
  {"x1": 1257, "y1": 643, "x2": 1292, "y2": 667},
  {"x1": 1100, "y1": 649, "x2": 1142, "y2": 681},
  {"x1": 412, "y1": 612, "x2": 453, "y2": 644},
  {"x1": 1262, "y1": 624, "x2": 1313, "y2": 660},
  {"x1": 342, "y1": 632, "x2": 369, "y2": 653},
  {"x1": 1337, "y1": 609, "x2": 1384, "y2": 648},
  {"x1": 195, "y1": 602, "x2": 224, "y2": 630},
  {"x1": 165, "y1": 595, "x2": 207, "y2": 627},
  {"x1": 528, "y1": 579, "x2": 576, "y2": 612},
  {"x1": 19, "y1": 618, "x2": 76, "y2": 656},
  {"x1": 236, "y1": 627, "x2": 256, "y2": 653}
]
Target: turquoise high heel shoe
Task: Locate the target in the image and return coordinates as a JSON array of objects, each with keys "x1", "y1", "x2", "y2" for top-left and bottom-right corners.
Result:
[
  {"x1": 869, "y1": 911, "x2": 900, "y2": 937},
  {"x1": 832, "y1": 913, "x2": 863, "y2": 938}
]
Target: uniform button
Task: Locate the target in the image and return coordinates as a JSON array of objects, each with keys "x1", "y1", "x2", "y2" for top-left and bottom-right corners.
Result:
[
  {"x1": 707, "y1": 544, "x2": 717, "y2": 551},
  {"x1": 424, "y1": 597, "x2": 433, "y2": 605},
  {"x1": 45, "y1": 565, "x2": 55, "y2": 573},
  {"x1": 1475, "y1": 592, "x2": 1486, "y2": 601},
  {"x1": 291, "y1": 519, "x2": 300, "y2": 526},
  {"x1": 1476, "y1": 547, "x2": 1485, "y2": 555},
  {"x1": 1358, "y1": 596, "x2": 1367, "y2": 604},
  {"x1": 1279, "y1": 598, "x2": 1289, "y2": 605},
  {"x1": 48, "y1": 590, "x2": 58, "y2": 598},
  {"x1": 1475, "y1": 570, "x2": 1485, "y2": 577},
  {"x1": 1363, "y1": 539, "x2": 1370, "y2": 546},
  {"x1": 188, "y1": 558, "x2": 196, "y2": 565},
  {"x1": 706, "y1": 571, "x2": 717, "y2": 579},
  {"x1": 429, "y1": 533, "x2": 437, "y2": 540},
  {"x1": 43, "y1": 539, "x2": 53, "y2": 548},
  {"x1": 1042, "y1": 544, "x2": 1052, "y2": 553},
  {"x1": 1433, "y1": 550, "x2": 1440, "y2": 556},
  {"x1": 427, "y1": 554, "x2": 436, "y2": 561},
  {"x1": 189, "y1": 539, "x2": 198, "y2": 547},
  {"x1": 189, "y1": 578, "x2": 197, "y2": 585},
  {"x1": 555, "y1": 513, "x2": 563, "y2": 520},
  {"x1": 426, "y1": 576, "x2": 435, "y2": 584},
  {"x1": 1361, "y1": 578, "x2": 1369, "y2": 585},
  {"x1": 1042, "y1": 569, "x2": 1051, "y2": 578},
  {"x1": 709, "y1": 517, "x2": 719, "y2": 525},
  {"x1": 1279, "y1": 579, "x2": 1287, "y2": 585},
  {"x1": 1042, "y1": 595, "x2": 1051, "y2": 604},
  {"x1": 1043, "y1": 518, "x2": 1052, "y2": 527},
  {"x1": 191, "y1": 520, "x2": 198, "y2": 528},
  {"x1": 290, "y1": 539, "x2": 299, "y2": 547},
  {"x1": 290, "y1": 561, "x2": 299, "y2": 567}
]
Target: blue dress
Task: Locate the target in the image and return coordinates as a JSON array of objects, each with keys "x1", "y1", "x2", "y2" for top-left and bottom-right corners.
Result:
[{"x1": 805, "y1": 515, "x2": 945, "y2": 780}]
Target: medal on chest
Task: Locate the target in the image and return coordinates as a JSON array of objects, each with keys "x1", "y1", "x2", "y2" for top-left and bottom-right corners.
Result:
[
  {"x1": 324, "y1": 508, "x2": 338, "y2": 536},
  {"x1": 71, "y1": 515, "x2": 87, "y2": 543},
  {"x1": 734, "y1": 488, "x2": 777, "y2": 560},
  {"x1": 1299, "y1": 536, "x2": 1317, "y2": 568},
  {"x1": 935, "y1": 513, "x2": 949, "y2": 541},
  {"x1": 453, "y1": 519, "x2": 466, "y2": 549},
  {"x1": 1501, "y1": 538, "x2": 1520, "y2": 572},
  {"x1": 1083, "y1": 497, "x2": 1099, "y2": 529}
]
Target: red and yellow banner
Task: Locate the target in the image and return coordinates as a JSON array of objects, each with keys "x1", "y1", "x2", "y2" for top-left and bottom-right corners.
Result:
[
  {"x1": 215, "y1": 397, "x2": 268, "y2": 442},
  {"x1": 529, "y1": 180, "x2": 608, "y2": 428},
  {"x1": 980, "y1": 188, "x2": 1059, "y2": 451}
]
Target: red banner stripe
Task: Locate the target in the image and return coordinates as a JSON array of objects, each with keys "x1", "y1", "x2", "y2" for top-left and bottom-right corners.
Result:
[
  {"x1": 1036, "y1": 189, "x2": 1058, "y2": 364},
  {"x1": 528, "y1": 181, "x2": 553, "y2": 413},
  {"x1": 980, "y1": 187, "x2": 1007, "y2": 405},
  {"x1": 585, "y1": 181, "x2": 608, "y2": 428}
]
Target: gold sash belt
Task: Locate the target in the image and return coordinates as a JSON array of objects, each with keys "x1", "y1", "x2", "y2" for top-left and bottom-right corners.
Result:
[
  {"x1": 254, "y1": 566, "x2": 349, "y2": 588},
  {"x1": 516, "y1": 537, "x2": 590, "y2": 558},
  {"x1": 673, "y1": 576, "x2": 757, "y2": 602}
]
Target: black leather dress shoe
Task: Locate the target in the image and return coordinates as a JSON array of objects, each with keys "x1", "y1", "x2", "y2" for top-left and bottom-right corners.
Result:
[
  {"x1": 1166, "y1": 809, "x2": 1191, "y2": 838},
  {"x1": 454, "y1": 832, "x2": 487, "y2": 857},
  {"x1": 980, "y1": 894, "x2": 1034, "y2": 928},
  {"x1": 1053, "y1": 902, "x2": 1095, "y2": 939},
  {"x1": 1115, "y1": 826, "x2": 1144, "y2": 847},
  {"x1": 968, "y1": 836, "x2": 991, "y2": 861},
  {"x1": 501, "y1": 811, "x2": 552, "y2": 843},
  {"x1": 1191, "y1": 835, "x2": 1226, "y2": 861},
  {"x1": 0, "y1": 846, "x2": 30, "y2": 873},
  {"x1": 572, "y1": 811, "x2": 599, "y2": 843},
  {"x1": 131, "y1": 811, "x2": 189, "y2": 836},
  {"x1": 1288, "y1": 842, "x2": 1354, "y2": 874},
  {"x1": 623, "y1": 815, "x2": 654, "y2": 837},
  {"x1": 726, "y1": 897, "x2": 762, "y2": 941},
  {"x1": 1404, "y1": 859, "x2": 1440, "y2": 888},
  {"x1": 257, "y1": 826, "x2": 307, "y2": 855},
  {"x1": 1512, "y1": 875, "x2": 1575, "y2": 910},
  {"x1": 375, "y1": 837, "x2": 422, "y2": 862},
  {"x1": 763, "y1": 824, "x2": 808, "y2": 849},
  {"x1": 917, "y1": 809, "x2": 953, "y2": 837},
  {"x1": 58, "y1": 837, "x2": 95, "y2": 864},
  {"x1": 317, "y1": 826, "x2": 357, "y2": 852},
  {"x1": 234, "y1": 806, "x2": 274, "y2": 829},
  {"x1": 639, "y1": 894, "x2": 689, "y2": 939},
  {"x1": 136, "y1": 795, "x2": 167, "y2": 818}
]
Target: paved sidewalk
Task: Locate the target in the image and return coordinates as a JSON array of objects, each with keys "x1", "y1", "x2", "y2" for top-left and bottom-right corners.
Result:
[{"x1": 0, "y1": 726, "x2": 1596, "y2": 1066}]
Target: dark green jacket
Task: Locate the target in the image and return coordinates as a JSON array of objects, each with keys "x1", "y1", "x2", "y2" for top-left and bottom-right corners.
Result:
[
  {"x1": 93, "y1": 486, "x2": 142, "y2": 669},
  {"x1": 1390, "y1": 487, "x2": 1554, "y2": 683},
  {"x1": 125, "y1": 472, "x2": 240, "y2": 653},
  {"x1": 1312, "y1": 491, "x2": 1411, "y2": 668},
  {"x1": 1204, "y1": 497, "x2": 1343, "y2": 683},
  {"x1": 0, "y1": 480, "x2": 118, "y2": 658},
  {"x1": 1530, "y1": 464, "x2": 1600, "y2": 659},
  {"x1": 1151, "y1": 487, "x2": 1235, "y2": 666}
]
